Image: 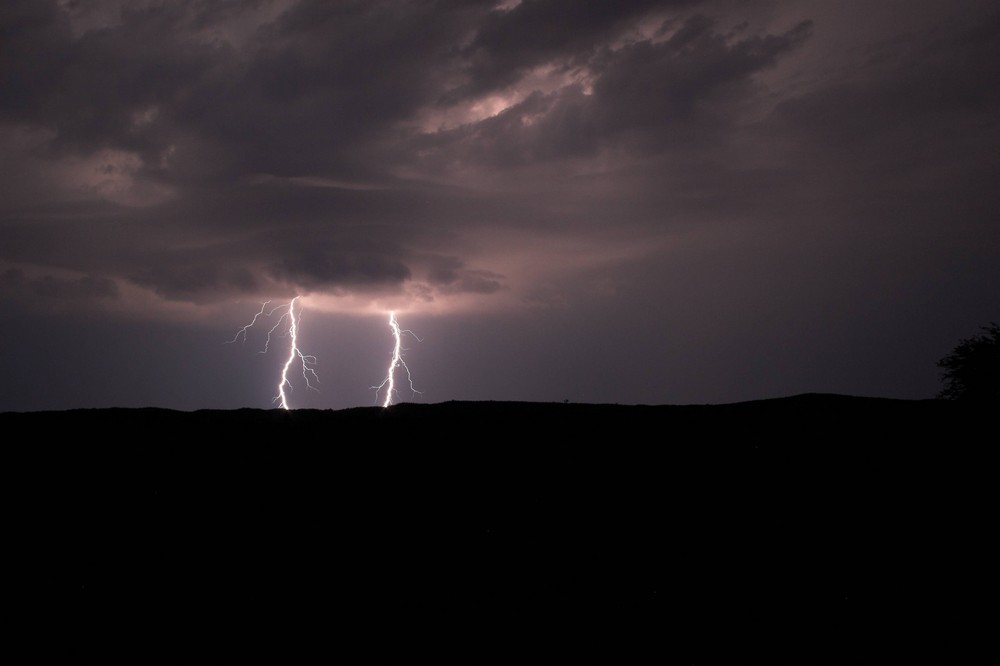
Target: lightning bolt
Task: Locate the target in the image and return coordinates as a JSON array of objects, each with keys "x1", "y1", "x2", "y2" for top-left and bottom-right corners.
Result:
[
  {"x1": 228, "y1": 296, "x2": 319, "y2": 410},
  {"x1": 373, "y1": 311, "x2": 421, "y2": 407}
]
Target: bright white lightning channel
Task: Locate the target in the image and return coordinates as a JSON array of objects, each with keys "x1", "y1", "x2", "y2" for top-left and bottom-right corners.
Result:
[
  {"x1": 373, "y1": 311, "x2": 421, "y2": 408},
  {"x1": 228, "y1": 296, "x2": 319, "y2": 410}
]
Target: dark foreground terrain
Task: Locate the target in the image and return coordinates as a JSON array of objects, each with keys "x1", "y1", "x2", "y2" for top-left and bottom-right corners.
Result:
[{"x1": 3, "y1": 395, "x2": 992, "y2": 659}]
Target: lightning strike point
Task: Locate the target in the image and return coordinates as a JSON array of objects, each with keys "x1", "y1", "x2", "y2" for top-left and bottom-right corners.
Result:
[{"x1": 373, "y1": 311, "x2": 421, "y2": 407}]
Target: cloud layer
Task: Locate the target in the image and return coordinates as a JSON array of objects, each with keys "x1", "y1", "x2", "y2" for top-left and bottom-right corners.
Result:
[{"x1": 0, "y1": 0, "x2": 829, "y2": 309}]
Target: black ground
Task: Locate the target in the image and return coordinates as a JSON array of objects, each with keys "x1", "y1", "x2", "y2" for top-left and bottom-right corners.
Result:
[{"x1": 3, "y1": 395, "x2": 992, "y2": 659}]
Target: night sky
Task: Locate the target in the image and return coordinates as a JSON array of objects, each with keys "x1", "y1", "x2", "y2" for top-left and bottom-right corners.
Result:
[{"x1": 1, "y1": 0, "x2": 998, "y2": 411}]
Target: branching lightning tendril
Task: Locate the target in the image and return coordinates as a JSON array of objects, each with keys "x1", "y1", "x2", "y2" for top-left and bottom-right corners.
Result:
[
  {"x1": 373, "y1": 311, "x2": 422, "y2": 407},
  {"x1": 227, "y1": 296, "x2": 318, "y2": 410}
]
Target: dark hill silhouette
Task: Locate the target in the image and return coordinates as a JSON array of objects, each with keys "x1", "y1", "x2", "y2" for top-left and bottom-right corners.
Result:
[
  {"x1": 3, "y1": 395, "x2": 989, "y2": 660},
  {"x1": 0, "y1": 392, "x2": 976, "y2": 439}
]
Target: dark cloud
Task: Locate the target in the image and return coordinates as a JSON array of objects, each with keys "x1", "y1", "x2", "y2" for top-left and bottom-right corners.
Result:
[
  {"x1": 0, "y1": 0, "x2": 474, "y2": 180},
  {"x1": 175, "y1": 0, "x2": 497, "y2": 177},
  {"x1": 1, "y1": 1, "x2": 805, "y2": 186},
  {"x1": 0, "y1": 268, "x2": 119, "y2": 302},
  {"x1": 129, "y1": 259, "x2": 262, "y2": 303},
  {"x1": 414, "y1": 14, "x2": 811, "y2": 170},
  {"x1": 440, "y1": 269, "x2": 505, "y2": 295},
  {"x1": 0, "y1": 0, "x2": 228, "y2": 173},
  {"x1": 453, "y1": 0, "x2": 694, "y2": 99},
  {"x1": 424, "y1": 255, "x2": 505, "y2": 294},
  {"x1": 590, "y1": 16, "x2": 812, "y2": 127},
  {"x1": 268, "y1": 246, "x2": 412, "y2": 293}
]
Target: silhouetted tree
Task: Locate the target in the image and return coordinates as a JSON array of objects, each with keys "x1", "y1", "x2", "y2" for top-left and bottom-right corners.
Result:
[{"x1": 937, "y1": 322, "x2": 1000, "y2": 403}]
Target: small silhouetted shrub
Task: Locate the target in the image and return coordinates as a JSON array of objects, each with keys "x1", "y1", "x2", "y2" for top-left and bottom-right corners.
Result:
[{"x1": 938, "y1": 322, "x2": 1000, "y2": 403}]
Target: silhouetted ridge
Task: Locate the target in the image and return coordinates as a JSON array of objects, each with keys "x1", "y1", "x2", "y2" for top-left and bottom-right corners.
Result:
[{"x1": 1, "y1": 394, "x2": 977, "y2": 442}]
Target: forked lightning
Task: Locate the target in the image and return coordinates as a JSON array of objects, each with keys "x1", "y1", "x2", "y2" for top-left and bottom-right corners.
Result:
[
  {"x1": 228, "y1": 296, "x2": 318, "y2": 410},
  {"x1": 372, "y1": 311, "x2": 421, "y2": 407}
]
